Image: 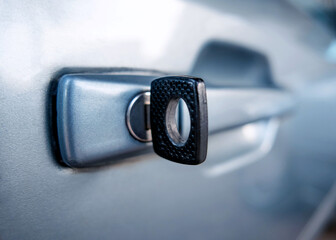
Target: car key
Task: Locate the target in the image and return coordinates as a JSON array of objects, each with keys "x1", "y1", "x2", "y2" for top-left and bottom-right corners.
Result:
[{"x1": 150, "y1": 76, "x2": 208, "y2": 165}]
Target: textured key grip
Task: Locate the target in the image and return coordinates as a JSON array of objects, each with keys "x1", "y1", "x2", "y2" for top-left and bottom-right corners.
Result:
[{"x1": 150, "y1": 76, "x2": 208, "y2": 165}]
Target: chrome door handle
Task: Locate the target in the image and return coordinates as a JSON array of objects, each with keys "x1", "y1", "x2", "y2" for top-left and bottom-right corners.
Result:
[
  {"x1": 200, "y1": 88, "x2": 294, "y2": 133},
  {"x1": 54, "y1": 71, "x2": 294, "y2": 168}
]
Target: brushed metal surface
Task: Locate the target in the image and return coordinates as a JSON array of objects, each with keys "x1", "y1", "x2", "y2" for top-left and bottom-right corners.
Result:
[
  {"x1": 56, "y1": 73, "x2": 294, "y2": 167},
  {"x1": 56, "y1": 73, "x2": 155, "y2": 167}
]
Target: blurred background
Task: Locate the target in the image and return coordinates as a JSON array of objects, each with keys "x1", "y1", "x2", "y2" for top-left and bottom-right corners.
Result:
[{"x1": 0, "y1": 0, "x2": 336, "y2": 239}]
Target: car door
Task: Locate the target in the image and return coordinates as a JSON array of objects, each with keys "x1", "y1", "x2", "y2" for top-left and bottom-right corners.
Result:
[{"x1": 0, "y1": 0, "x2": 336, "y2": 239}]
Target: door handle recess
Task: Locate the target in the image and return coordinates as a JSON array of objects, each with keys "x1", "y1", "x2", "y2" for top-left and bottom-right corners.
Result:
[{"x1": 54, "y1": 71, "x2": 294, "y2": 168}]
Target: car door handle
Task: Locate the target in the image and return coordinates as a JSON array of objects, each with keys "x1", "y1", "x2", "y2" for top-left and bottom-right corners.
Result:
[
  {"x1": 201, "y1": 88, "x2": 294, "y2": 133},
  {"x1": 54, "y1": 71, "x2": 295, "y2": 168}
]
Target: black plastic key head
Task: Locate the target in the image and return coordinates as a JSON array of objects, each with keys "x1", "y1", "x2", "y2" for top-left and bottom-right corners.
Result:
[{"x1": 150, "y1": 76, "x2": 208, "y2": 165}]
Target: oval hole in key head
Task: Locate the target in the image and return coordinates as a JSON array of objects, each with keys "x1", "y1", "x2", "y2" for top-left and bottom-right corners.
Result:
[{"x1": 165, "y1": 98, "x2": 191, "y2": 146}]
